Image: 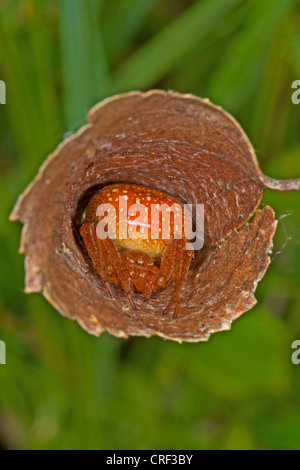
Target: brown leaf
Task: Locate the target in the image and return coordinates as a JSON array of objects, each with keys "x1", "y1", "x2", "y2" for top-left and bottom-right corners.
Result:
[{"x1": 9, "y1": 90, "x2": 297, "y2": 342}]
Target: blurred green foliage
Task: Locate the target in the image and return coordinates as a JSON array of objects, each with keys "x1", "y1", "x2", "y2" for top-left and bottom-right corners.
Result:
[{"x1": 1, "y1": 0, "x2": 300, "y2": 450}]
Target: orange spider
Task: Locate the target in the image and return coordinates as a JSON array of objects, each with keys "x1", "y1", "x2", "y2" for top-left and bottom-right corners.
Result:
[{"x1": 80, "y1": 183, "x2": 194, "y2": 317}]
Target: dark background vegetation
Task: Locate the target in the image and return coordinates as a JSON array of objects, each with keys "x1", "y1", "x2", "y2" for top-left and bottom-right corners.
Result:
[{"x1": 1, "y1": 0, "x2": 300, "y2": 450}]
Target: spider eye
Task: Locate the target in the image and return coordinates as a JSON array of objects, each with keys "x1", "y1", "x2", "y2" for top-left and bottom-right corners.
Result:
[{"x1": 136, "y1": 257, "x2": 144, "y2": 266}]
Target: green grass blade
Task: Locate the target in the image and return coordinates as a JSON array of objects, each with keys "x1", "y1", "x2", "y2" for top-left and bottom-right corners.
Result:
[
  {"x1": 0, "y1": 0, "x2": 62, "y2": 176},
  {"x1": 208, "y1": 0, "x2": 295, "y2": 113},
  {"x1": 111, "y1": 0, "x2": 242, "y2": 93},
  {"x1": 58, "y1": 0, "x2": 110, "y2": 129},
  {"x1": 102, "y1": 0, "x2": 155, "y2": 65}
]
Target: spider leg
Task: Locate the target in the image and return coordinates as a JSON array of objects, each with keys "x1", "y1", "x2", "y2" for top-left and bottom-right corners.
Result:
[
  {"x1": 80, "y1": 222, "x2": 136, "y2": 310},
  {"x1": 80, "y1": 222, "x2": 114, "y2": 298},
  {"x1": 173, "y1": 242, "x2": 194, "y2": 318},
  {"x1": 155, "y1": 238, "x2": 177, "y2": 290},
  {"x1": 101, "y1": 237, "x2": 136, "y2": 310},
  {"x1": 143, "y1": 266, "x2": 160, "y2": 300},
  {"x1": 162, "y1": 239, "x2": 184, "y2": 317},
  {"x1": 158, "y1": 238, "x2": 194, "y2": 318}
]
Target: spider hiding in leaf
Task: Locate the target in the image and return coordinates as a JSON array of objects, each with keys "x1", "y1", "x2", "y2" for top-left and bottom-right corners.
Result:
[{"x1": 80, "y1": 183, "x2": 194, "y2": 317}]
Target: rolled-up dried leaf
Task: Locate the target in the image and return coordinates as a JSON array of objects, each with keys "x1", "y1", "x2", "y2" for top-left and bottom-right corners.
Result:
[{"x1": 10, "y1": 90, "x2": 299, "y2": 342}]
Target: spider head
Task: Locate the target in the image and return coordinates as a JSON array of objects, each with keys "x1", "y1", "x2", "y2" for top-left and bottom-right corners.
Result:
[{"x1": 122, "y1": 250, "x2": 154, "y2": 268}]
